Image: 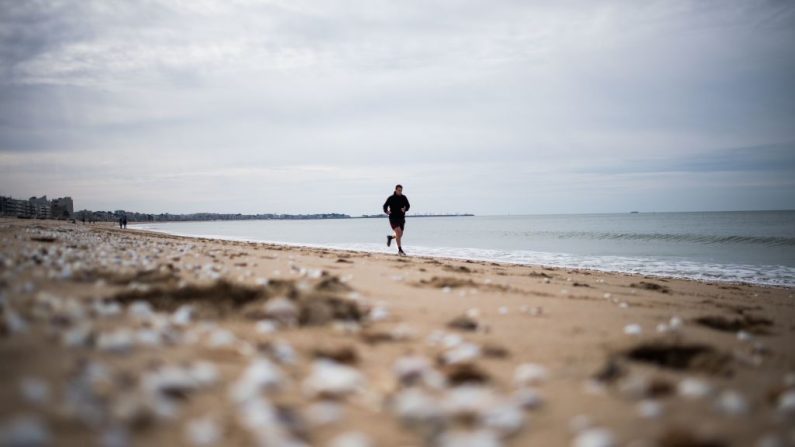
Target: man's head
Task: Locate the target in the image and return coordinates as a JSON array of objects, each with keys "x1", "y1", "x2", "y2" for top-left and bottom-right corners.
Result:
[{"x1": 395, "y1": 184, "x2": 403, "y2": 195}]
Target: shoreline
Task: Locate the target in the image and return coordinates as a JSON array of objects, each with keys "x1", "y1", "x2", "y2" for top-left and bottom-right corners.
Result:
[
  {"x1": 130, "y1": 224, "x2": 794, "y2": 290},
  {"x1": 1, "y1": 218, "x2": 794, "y2": 446}
]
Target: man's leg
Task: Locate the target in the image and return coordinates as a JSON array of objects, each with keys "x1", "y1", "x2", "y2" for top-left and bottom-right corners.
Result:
[{"x1": 394, "y1": 227, "x2": 403, "y2": 250}]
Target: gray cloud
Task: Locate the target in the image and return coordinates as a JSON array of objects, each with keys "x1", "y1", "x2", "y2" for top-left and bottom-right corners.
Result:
[{"x1": 1, "y1": 0, "x2": 794, "y2": 214}]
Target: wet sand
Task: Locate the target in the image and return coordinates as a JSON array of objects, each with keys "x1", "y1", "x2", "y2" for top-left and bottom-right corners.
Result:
[{"x1": 0, "y1": 218, "x2": 793, "y2": 446}]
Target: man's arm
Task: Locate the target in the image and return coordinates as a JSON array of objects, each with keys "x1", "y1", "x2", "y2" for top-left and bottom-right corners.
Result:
[
  {"x1": 383, "y1": 197, "x2": 390, "y2": 215},
  {"x1": 403, "y1": 196, "x2": 410, "y2": 213}
]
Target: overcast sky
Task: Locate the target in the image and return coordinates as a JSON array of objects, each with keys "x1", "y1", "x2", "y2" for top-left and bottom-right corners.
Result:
[{"x1": 1, "y1": 0, "x2": 794, "y2": 215}]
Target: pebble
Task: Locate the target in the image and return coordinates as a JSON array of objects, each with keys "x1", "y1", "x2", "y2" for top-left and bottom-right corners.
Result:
[
  {"x1": 393, "y1": 388, "x2": 444, "y2": 427},
  {"x1": 263, "y1": 297, "x2": 298, "y2": 325},
  {"x1": 498, "y1": 306, "x2": 509, "y2": 315},
  {"x1": 327, "y1": 431, "x2": 374, "y2": 447},
  {"x1": 369, "y1": 306, "x2": 390, "y2": 322},
  {"x1": 512, "y1": 388, "x2": 544, "y2": 410},
  {"x1": 207, "y1": 329, "x2": 236, "y2": 348},
  {"x1": 255, "y1": 320, "x2": 279, "y2": 334},
  {"x1": 669, "y1": 316, "x2": 683, "y2": 330},
  {"x1": 127, "y1": 301, "x2": 154, "y2": 319},
  {"x1": 514, "y1": 363, "x2": 549, "y2": 386},
  {"x1": 3, "y1": 309, "x2": 28, "y2": 334},
  {"x1": 572, "y1": 427, "x2": 617, "y2": 447}
]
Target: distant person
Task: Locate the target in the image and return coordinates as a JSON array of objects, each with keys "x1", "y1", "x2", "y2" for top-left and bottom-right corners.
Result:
[
  {"x1": 383, "y1": 184, "x2": 410, "y2": 256},
  {"x1": 119, "y1": 217, "x2": 123, "y2": 229},
  {"x1": 123, "y1": 216, "x2": 128, "y2": 229}
]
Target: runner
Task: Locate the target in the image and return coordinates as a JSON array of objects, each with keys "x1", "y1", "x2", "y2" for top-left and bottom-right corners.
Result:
[{"x1": 382, "y1": 184, "x2": 410, "y2": 256}]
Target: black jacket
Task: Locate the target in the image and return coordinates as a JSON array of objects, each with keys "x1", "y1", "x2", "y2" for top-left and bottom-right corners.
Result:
[{"x1": 383, "y1": 194, "x2": 410, "y2": 220}]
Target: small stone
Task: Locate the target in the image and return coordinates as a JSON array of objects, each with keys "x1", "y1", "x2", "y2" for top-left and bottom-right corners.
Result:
[
  {"x1": 498, "y1": 306, "x2": 509, "y2": 315},
  {"x1": 207, "y1": 329, "x2": 236, "y2": 348},
  {"x1": 128, "y1": 301, "x2": 153, "y2": 319},
  {"x1": 255, "y1": 320, "x2": 278, "y2": 334},
  {"x1": 229, "y1": 358, "x2": 284, "y2": 403},
  {"x1": 482, "y1": 403, "x2": 525, "y2": 437},
  {"x1": 263, "y1": 297, "x2": 298, "y2": 325},
  {"x1": 669, "y1": 316, "x2": 683, "y2": 330},
  {"x1": 514, "y1": 363, "x2": 548, "y2": 386},
  {"x1": 572, "y1": 427, "x2": 617, "y2": 447},
  {"x1": 393, "y1": 388, "x2": 444, "y2": 427},
  {"x1": 441, "y1": 342, "x2": 482, "y2": 365},
  {"x1": 369, "y1": 306, "x2": 390, "y2": 322}
]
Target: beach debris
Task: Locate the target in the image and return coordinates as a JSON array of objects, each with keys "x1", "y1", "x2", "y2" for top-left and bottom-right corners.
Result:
[
  {"x1": 313, "y1": 345, "x2": 359, "y2": 365},
  {"x1": 392, "y1": 388, "x2": 444, "y2": 430},
  {"x1": 695, "y1": 314, "x2": 772, "y2": 335},
  {"x1": 512, "y1": 388, "x2": 544, "y2": 410},
  {"x1": 441, "y1": 342, "x2": 482, "y2": 365},
  {"x1": 444, "y1": 363, "x2": 491, "y2": 386},
  {"x1": 777, "y1": 389, "x2": 795, "y2": 413},
  {"x1": 263, "y1": 297, "x2": 298, "y2": 325},
  {"x1": 630, "y1": 281, "x2": 670, "y2": 294},
  {"x1": 97, "y1": 329, "x2": 135, "y2": 353},
  {"x1": 172, "y1": 304, "x2": 195, "y2": 326},
  {"x1": 622, "y1": 342, "x2": 731, "y2": 375}
]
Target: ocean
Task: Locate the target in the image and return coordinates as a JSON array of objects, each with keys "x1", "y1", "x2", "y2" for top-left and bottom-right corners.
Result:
[{"x1": 133, "y1": 211, "x2": 795, "y2": 287}]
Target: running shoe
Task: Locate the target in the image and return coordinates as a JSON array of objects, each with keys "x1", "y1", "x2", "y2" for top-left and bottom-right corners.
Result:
[{"x1": 387, "y1": 235, "x2": 394, "y2": 247}]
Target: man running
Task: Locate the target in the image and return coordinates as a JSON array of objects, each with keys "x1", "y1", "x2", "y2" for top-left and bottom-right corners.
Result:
[{"x1": 383, "y1": 184, "x2": 410, "y2": 256}]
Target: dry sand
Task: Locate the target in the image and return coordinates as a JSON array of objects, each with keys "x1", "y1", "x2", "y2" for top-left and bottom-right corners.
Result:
[{"x1": 0, "y1": 218, "x2": 793, "y2": 446}]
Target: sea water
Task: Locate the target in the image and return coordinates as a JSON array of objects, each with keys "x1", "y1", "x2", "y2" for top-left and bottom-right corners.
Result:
[{"x1": 133, "y1": 211, "x2": 795, "y2": 287}]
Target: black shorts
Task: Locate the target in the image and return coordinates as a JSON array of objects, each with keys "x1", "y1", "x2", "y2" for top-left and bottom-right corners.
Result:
[{"x1": 389, "y1": 218, "x2": 405, "y2": 231}]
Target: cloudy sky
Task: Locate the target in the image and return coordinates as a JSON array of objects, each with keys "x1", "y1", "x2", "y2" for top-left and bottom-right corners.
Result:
[{"x1": 1, "y1": 0, "x2": 794, "y2": 215}]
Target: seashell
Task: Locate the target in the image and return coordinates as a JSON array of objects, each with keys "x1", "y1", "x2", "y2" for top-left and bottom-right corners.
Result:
[
  {"x1": 513, "y1": 363, "x2": 548, "y2": 387},
  {"x1": 97, "y1": 329, "x2": 135, "y2": 353},
  {"x1": 392, "y1": 388, "x2": 444, "y2": 428},
  {"x1": 482, "y1": 402, "x2": 525, "y2": 437},
  {"x1": 172, "y1": 305, "x2": 195, "y2": 326},
  {"x1": 207, "y1": 329, "x2": 236, "y2": 348},
  {"x1": 189, "y1": 361, "x2": 220, "y2": 387},
  {"x1": 512, "y1": 388, "x2": 544, "y2": 410},
  {"x1": 369, "y1": 306, "x2": 390, "y2": 322},
  {"x1": 327, "y1": 431, "x2": 373, "y2": 447},
  {"x1": 777, "y1": 389, "x2": 795, "y2": 413},
  {"x1": 568, "y1": 415, "x2": 592, "y2": 434},
  {"x1": 714, "y1": 390, "x2": 748, "y2": 415},
  {"x1": 303, "y1": 360, "x2": 364, "y2": 399},
  {"x1": 442, "y1": 386, "x2": 497, "y2": 418},
  {"x1": 677, "y1": 378, "x2": 712, "y2": 399},
  {"x1": 0, "y1": 415, "x2": 50, "y2": 447},
  {"x1": 264, "y1": 298, "x2": 298, "y2": 325},
  {"x1": 256, "y1": 320, "x2": 279, "y2": 334},
  {"x1": 668, "y1": 316, "x2": 683, "y2": 330},
  {"x1": 441, "y1": 342, "x2": 482, "y2": 365},
  {"x1": 498, "y1": 306, "x2": 509, "y2": 315},
  {"x1": 636, "y1": 400, "x2": 663, "y2": 419},
  {"x1": 572, "y1": 428, "x2": 617, "y2": 447},
  {"x1": 305, "y1": 401, "x2": 344, "y2": 427},
  {"x1": 127, "y1": 301, "x2": 154, "y2": 319},
  {"x1": 437, "y1": 429, "x2": 501, "y2": 447},
  {"x1": 623, "y1": 324, "x2": 642, "y2": 336},
  {"x1": 185, "y1": 416, "x2": 221, "y2": 446},
  {"x1": 229, "y1": 359, "x2": 285, "y2": 403},
  {"x1": 19, "y1": 377, "x2": 50, "y2": 405}
]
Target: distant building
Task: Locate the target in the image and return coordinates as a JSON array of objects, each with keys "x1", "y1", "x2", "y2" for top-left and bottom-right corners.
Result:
[
  {"x1": 51, "y1": 197, "x2": 74, "y2": 219},
  {"x1": 0, "y1": 195, "x2": 74, "y2": 219}
]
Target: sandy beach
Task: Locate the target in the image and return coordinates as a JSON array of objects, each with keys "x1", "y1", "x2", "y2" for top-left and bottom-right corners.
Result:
[{"x1": 1, "y1": 218, "x2": 793, "y2": 446}]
